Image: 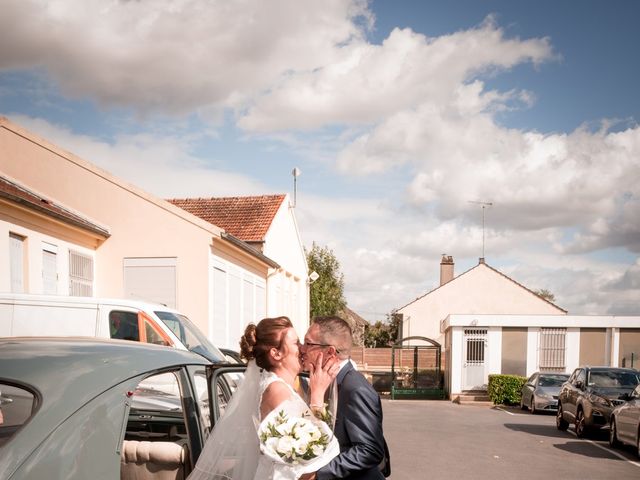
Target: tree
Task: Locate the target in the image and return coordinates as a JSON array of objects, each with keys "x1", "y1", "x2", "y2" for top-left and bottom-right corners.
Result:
[
  {"x1": 363, "y1": 311, "x2": 402, "y2": 348},
  {"x1": 534, "y1": 288, "x2": 556, "y2": 303},
  {"x1": 306, "y1": 242, "x2": 346, "y2": 318}
]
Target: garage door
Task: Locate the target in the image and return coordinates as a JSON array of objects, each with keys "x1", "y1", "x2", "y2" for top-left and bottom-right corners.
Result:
[{"x1": 124, "y1": 257, "x2": 176, "y2": 308}]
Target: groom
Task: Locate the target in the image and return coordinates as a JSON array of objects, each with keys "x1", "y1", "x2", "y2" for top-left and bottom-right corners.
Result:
[{"x1": 300, "y1": 316, "x2": 390, "y2": 480}]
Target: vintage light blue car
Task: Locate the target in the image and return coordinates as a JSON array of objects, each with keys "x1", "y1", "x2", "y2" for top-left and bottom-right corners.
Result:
[{"x1": 0, "y1": 337, "x2": 243, "y2": 479}]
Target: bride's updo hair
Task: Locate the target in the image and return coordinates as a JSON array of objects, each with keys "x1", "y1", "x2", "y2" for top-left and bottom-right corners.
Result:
[{"x1": 240, "y1": 316, "x2": 293, "y2": 370}]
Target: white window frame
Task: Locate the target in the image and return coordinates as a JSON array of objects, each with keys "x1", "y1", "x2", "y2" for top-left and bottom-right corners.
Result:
[
  {"x1": 69, "y1": 250, "x2": 94, "y2": 297},
  {"x1": 9, "y1": 233, "x2": 26, "y2": 293},
  {"x1": 539, "y1": 328, "x2": 566, "y2": 371}
]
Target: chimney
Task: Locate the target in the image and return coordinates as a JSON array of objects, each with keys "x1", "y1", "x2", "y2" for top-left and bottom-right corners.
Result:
[{"x1": 440, "y1": 254, "x2": 454, "y2": 286}]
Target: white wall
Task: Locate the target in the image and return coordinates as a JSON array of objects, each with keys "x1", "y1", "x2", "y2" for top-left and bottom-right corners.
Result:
[
  {"x1": 263, "y1": 197, "x2": 309, "y2": 335},
  {"x1": 0, "y1": 219, "x2": 95, "y2": 295},
  {"x1": 399, "y1": 263, "x2": 565, "y2": 346},
  {"x1": 211, "y1": 254, "x2": 267, "y2": 349},
  {"x1": 447, "y1": 315, "x2": 640, "y2": 394}
]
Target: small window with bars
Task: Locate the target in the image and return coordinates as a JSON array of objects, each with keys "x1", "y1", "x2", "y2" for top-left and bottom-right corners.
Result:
[
  {"x1": 69, "y1": 250, "x2": 94, "y2": 297},
  {"x1": 464, "y1": 329, "x2": 487, "y2": 365},
  {"x1": 539, "y1": 328, "x2": 566, "y2": 371}
]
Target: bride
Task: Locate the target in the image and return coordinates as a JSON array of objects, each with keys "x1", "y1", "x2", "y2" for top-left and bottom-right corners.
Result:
[{"x1": 188, "y1": 316, "x2": 340, "y2": 480}]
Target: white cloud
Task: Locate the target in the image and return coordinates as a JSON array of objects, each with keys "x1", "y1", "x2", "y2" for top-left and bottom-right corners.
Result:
[
  {"x1": 240, "y1": 18, "x2": 553, "y2": 131},
  {"x1": 2, "y1": 4, "x2": 638, "y2": 321},
  {"x1": 0, "y1": 0, "x2": 371, "y2": 114},
  {"x1": 9, "y1": 115, "x2": 266, "y2": 198}
]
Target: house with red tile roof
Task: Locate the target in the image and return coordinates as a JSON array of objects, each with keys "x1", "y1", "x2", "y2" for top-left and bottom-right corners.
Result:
[
  {"x1": 0, "y1": 117, "x2": 277, "y2": 347},
  {"x1": 169, "y1": 193, "x2": 310, "y2": 336}
]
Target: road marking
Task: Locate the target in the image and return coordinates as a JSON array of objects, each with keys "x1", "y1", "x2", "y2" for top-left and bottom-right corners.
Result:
[
  {"x1": 496, "y1": 407, "x2": 640, "y2": 468},
  {"x1": 565, "y1": 429, "x2": 640, "y2": 468},
  {"x1": 495, "y1": 406, "x2": 516, "y2": 416}
]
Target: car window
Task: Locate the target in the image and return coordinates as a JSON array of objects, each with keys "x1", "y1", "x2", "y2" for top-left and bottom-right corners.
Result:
[
  {"x1": 126, "y1": 371, "x2": 187, "y2": 442},
  {"x1": 538, "y1": 375, "x2": 568, "y2": 387},
  {"x1": 154, "y1": 311, "x2": 225, "y2": 363},
  {"x1": 575, "y1": 369, "x2": 586, "y2": 386},
  {"x1": 588, "y1": 370, "x2": 640, "y2": 387},
  {"x1": 190, "y1": 367, "x2": 212, "y2": 439},
  {"x1": 109, "y1": 311, "x2": 140, "y2": 341},
  {"x1": 0, "y1": 383, "x2": 38, "y2": 447},
  {"x1": 132, "y1": 372, "x2": 183, "y2": 413}
]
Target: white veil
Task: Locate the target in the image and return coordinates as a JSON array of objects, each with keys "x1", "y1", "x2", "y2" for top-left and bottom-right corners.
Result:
[{"x1": 188, "y1": 360, "x2": 261, "y2": 480}]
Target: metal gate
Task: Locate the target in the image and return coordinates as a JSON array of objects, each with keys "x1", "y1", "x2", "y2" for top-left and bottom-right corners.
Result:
[{"x1": 463, "y1": 328, "x2": 487, "y2": 390}]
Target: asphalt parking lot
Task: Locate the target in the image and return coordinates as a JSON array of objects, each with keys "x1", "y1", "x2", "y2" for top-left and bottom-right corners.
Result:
[{"x1": 382, "y1": 399, "x2": 640, "y2": 480}]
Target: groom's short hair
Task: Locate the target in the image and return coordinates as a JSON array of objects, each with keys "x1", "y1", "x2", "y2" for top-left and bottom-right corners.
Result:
[{"x1": 312, "y1": 316, "x2": 352, "y2": 359}]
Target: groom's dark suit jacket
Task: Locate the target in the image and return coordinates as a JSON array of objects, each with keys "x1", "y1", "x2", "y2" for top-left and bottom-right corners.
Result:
[{"x1": 317, "y1": 362, "x2": 390, "y2": 479}]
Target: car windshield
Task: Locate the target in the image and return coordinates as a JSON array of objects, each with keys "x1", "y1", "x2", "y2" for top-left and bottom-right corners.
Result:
[
  {"x1": 538, "y1": 375, "x2": 568, "y2": 387},
  {"x1": 588, "y1": 370, "x2": 640, "y2": 388},
  {"x1": 154, "y1": 311, "x2": 225, "y2": 363}
]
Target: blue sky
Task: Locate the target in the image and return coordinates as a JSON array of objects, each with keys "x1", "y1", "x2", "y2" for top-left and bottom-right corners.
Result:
[{"x1": 1, "y1": 0, "x2": 639, "y2": 321}]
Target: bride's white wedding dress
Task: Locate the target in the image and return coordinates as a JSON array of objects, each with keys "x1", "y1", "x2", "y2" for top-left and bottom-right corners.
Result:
[{"x1": 188, "y1": 361, "x2": 338, "y2": 480}]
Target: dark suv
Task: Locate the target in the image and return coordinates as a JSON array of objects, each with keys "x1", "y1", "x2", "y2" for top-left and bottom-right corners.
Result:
[{"x1": 557, "y1": 366, "x2": 640, "y2": 437}]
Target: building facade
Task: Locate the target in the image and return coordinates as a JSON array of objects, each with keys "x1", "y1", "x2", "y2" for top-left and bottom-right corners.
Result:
[
  {"x1": 0, "y1": 117, "x2": 276, "y2": 349},
  {"x1": 444, "y1": 314, "x2": 640, "y2": 395}
]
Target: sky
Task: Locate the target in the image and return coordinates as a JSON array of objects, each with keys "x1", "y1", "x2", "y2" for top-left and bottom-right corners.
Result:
[{"x1": 1, "y1": 0, "x2": 639, "y2": 322}]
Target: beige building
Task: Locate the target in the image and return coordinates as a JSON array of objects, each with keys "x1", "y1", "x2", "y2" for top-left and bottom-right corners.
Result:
[
  {"x1": 397, "y1": 255, "x2": 640, "y2": 396},
  {"x1": 397, "y1": 255, "x2": 566, "y2": 346},
  {"x1": 0, "y1": 117, "x2": 284, "y2": 349}
]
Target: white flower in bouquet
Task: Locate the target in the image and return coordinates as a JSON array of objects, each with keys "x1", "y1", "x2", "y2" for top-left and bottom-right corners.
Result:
[{"x1": 258, "y1": 410, "x2": 331, "y2": 465}]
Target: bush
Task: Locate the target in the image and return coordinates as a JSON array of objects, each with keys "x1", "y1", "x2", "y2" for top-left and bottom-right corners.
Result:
[{"x1": 487, "y1": 374, "x2": 527, "y2": 405}]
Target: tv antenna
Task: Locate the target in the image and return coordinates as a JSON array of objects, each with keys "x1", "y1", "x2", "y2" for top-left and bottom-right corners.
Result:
[
  {"x1": 291, "y1": 167, "x2": 301, "y2": 208},
  {"x1": 468, "y1": 200, "x2": 493, "y2": 260}
]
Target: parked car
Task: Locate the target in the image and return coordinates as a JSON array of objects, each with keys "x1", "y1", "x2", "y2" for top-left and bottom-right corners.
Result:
[
  {"x1": 0, "y1": 337, "x2": 244, "y2": 479},
  {"x1": 0, "y1": 293, "x2": 227, "y2": 364},
  {"x1": 220, "y1": 347, "x2": 245, "y2": 364},
  {"x1": 609, "y1": 383, "x2": 640, "y2": 457},
  {"x1": 520, "y1": 372, "x2": 569, "y2": 413},
  {"x1": 556, "y1": 366, "x2": 640, "y2": 437}
]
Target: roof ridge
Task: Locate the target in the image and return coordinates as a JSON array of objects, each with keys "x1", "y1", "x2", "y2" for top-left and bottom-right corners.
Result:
[{"x1": 398, "y1": 260, "x2": 567, "y2": 313}]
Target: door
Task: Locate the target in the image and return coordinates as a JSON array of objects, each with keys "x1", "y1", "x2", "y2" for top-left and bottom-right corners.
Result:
[
  {"x1": 207, "y1": 365, "x2": 247, "y2": 424},
  {"x1": 463, "y1": 329, "x2": 487, "y2": 390}
]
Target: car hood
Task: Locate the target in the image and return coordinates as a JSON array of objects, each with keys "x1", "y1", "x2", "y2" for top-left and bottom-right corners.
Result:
[{"x1": 589, "y1": 387, "x2": 635, "y2": 399}]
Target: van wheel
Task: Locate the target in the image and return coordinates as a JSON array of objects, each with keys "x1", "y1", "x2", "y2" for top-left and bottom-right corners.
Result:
[{"x1": 556, "y1": 403, "x2": 569, "y2": 431}]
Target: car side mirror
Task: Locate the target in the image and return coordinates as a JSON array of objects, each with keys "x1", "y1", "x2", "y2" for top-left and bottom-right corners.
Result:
[
  {"x1": 576, "y1": 380, "x2": 584, "y2": 389},
  {"x1": 619, "y1": 393, "x2": 631, "y2": 401}
]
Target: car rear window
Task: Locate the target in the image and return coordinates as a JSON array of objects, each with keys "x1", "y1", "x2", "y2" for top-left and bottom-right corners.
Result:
[{"x1": 0, "y1": 383, "x2": 38, "y2": 447}]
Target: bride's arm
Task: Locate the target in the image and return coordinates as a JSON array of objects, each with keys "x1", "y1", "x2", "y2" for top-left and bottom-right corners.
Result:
[{"x1": 260, "y1": 381, "x2": 294, "y2": 419}]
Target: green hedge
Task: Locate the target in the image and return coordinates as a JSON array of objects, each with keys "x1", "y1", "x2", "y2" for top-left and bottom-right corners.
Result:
[{"x1": 487, "y1": 374, "x2": 527, "y2": 405}]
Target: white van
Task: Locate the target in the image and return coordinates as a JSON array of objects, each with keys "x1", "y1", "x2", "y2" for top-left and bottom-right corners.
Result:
[{"x1": 0, "y1": 293, "x2": 226, "y2": 363}]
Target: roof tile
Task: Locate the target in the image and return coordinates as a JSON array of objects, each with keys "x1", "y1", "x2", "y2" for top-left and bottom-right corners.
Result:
[{"x1": 168, "y1": 195, "x2": 286, "y2": 242}]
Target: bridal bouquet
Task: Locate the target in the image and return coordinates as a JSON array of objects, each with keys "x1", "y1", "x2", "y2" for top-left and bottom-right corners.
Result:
[
  {"x1": 258, "y1": 410, "x2": 331, "y2": 464},
  {"x1": 257, "y1": 404, "x2": 339, "y2": 479}
]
